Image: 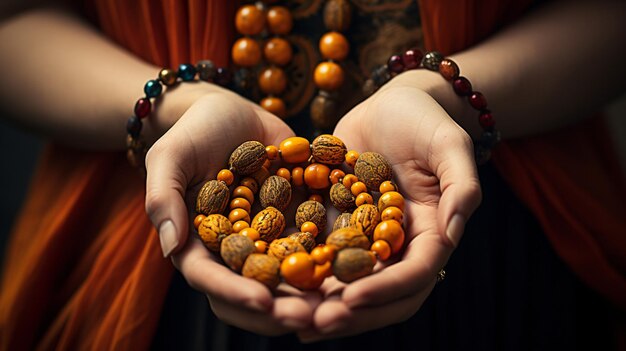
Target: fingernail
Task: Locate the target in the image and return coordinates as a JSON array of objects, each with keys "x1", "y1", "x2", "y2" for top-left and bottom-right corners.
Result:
[
  {"x1": 282, "y1": 318, "x2": 308, "y2": 330},
  {"x1": 159, "y1": 220, "x2": 179, "y2": 257},
  {"x1": 446, "y1": 214, "x2": 465, "y2": 247}
]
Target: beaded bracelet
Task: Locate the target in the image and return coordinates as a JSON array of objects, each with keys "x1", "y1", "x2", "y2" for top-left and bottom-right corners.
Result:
[
  {"x1": 364, "y1": 50, "x2": 501, "y2": 164},
  {"x1": 125, "y1": 61, "x2": 232, "y2": 170}
]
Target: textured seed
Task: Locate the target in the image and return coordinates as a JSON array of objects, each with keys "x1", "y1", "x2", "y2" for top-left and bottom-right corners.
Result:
[{"x1": 196, "y1": 180, "x2": 230, "y2": 215}]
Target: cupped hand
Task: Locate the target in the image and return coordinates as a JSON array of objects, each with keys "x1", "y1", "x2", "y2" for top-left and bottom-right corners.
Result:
[
  {"x1": 144, "y1": 87, "x2": 321, "y2": 335},
  {"x1": 299, "y1": 81, "x2": 482, "y2": 341}
]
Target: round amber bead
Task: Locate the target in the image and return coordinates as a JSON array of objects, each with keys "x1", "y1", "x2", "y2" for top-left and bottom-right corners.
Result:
[
  {"x1": 314, "y1": 62, "x2": 344, "y2": 91},
  {"x1": 235, "y1": 5, "x2": 265, "y2": 35},
  {"x1": 381, "y1": 206, "x2": 403, "y2": 223},
  {"x1": 373, "y1": 220, "x2": 405, "y2": 254},
  {"x1": 378, "y1": 191, "x2": 405, "y2": 212},
  {"x1": 232, "y1": 220, "x2": 249, "y2": 233},
  {"x1": 342, "y1": 173, "x2": 358, "y2": 189},
  {"x1": 233, "y1": 186, "x2": 255, "y2": 204},
  {"x1": 258, "y1": 67, "x2": 287, "y2": 95},
  {"x1": 217, "y1": 169, "x2": 235, "y2": 186},
  {"x1": 241, "y1": 227, "x2": 261, "y2": 241},
  {"x1": 231, "y1": 37, "x2": 262, "y2": 67},
  {"x1": 239, "y1": 177, "x2": 259, "y2": 194},
  {"x1": 309, "y1": 194, "x2": 323, "y2": 203},
  {"x1": 379, "y1": 180, "x2": 398, "y2": 193},
  {"x1": 265, "y1": 145, "x2": 279, "y2": 160},
  {"x1": 158, "y1": 68, "x2": 178, "y2": 86},
  {"x1": 254, "y1": 240, "x2": 268, "y2": 253},
  {"x1": 355, "y1": 192, "x2": 374, "y2": 206},
  {"x1": 193, "y1": 214, "x2": 206, "y2": 229},
  {"x1": 264, "y1": 37, "x2": 293, "y2": 66},
  {"x1": 260, "y1": 97, "x2": 287, "y2": 119},
  {"x1": 263, "y1": 159, "x2": 272, "y2": 169},
  {"x1": 304, "y1": 163, "x2": 331, "y2": 189},
  {"x1": 280, "y1": 252, "x2": 315, "y2": 288},
  {"x1": 371, "y1": 239, "x2": 391, "y2": 261},
  {"x1": 279, "y1": 137, "x2": 311, "y2": 163},
  {"x1": 300, "y1": 221, "x2": 319, "y2": 237},
  {"x1": 319, "y1": 31, "x2": 349, "y2": 61},
  {"x1": 329, "y1": 169, "x2": 345, "y2": 184},
  {"x1": 345, "y1": 150, "x2": 359, "y2": 168},
  {"x1": 228, "y1": 208, "x2": 251, "y2": 223},
  {"x1": 230, "y1": 197, "x2": 251, "y2": 213},
  {"x1": 267, "y1": 6, "x2": 293, "y2": 35},
  {"x1": 276, "y1": 167, "x2": 291, "y2": 181},
  {"x1": 292, "y1": 167, "x2": 304, "y2": 186},
  {"x1": 311, "y1": 245, "x2": 336, "y2": 265},
  {"x1": 350, "y1": 181, "x2": 367, "y2": 196}
]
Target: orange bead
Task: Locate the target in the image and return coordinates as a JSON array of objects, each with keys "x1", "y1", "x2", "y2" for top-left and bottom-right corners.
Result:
[
  {"x1": 231, "y1": 37, "x2": 261, "y2": 67},
  {"x1": 230, "y1": 197, "x2": 252, "y2": 213},
  {"x1": 193, "y1": 214, "x2": 206, "y2": 229},
  {"x1": 345, "y1": 150, "x2": 359, "y2": 168},
  {"x1": 298, "y1": 261, "x2": 330, "y2": 290},
  {"x1": 373, "y1": 220, "x2": 405, "y2": 254},
  {"x1": 379, "y1": 180, "x2": 398, "y2": 194},
  {"x1": 217, "y1": 169, "x2": 235, "y2": 186},
  {"x1": 355, "y1": 192, "x2": 374, "y2": 206},
  {"x1": 378, "y1": 191, "x2": 405, "y2": 212},
  {"x1": 342, "y1": 173, "x2": 358, "y2": 189},
  {"x1": 266, "y1": 6, "x2": 293, "y2": 35},
  {"x1": 263, "y1": 37, "x2": 293, "y2": 66},
  {"x1": 263, "y1": 159, "x2": 272, "y2": 169},
  {"x1": 254, "y1": 240, "x2": 268, "y2": 253},
  {"x1": 276, "y1": 167, "x2": 291, "y2": 182},
  {"x1": 314, "y1": 61, "x2": 344, "y2": 91},
  {"x1": 241, "y1": 227, "x2": 261, "y2": 241},
  {"x1": 279, "y1": 137, "x2": 311, "y2": 163},
  {"x1": 258, "y1": 67, "x2": 287, "y2": 95},
  {"x1": 233, "y1": 185, "x2": 254, "y2": 204},
  {"x1": 265, "y1": 145, "x2": 279, "y2": 160},
  {"x1": 350, "y1": 181, "x2": 367, "y2": 196},
  {"x1": 371, "y1": 239, "x2": 391, "y2": 261},
  {"x1": 239, "y1": 177, "x2": 259, "y2": 194},
  {"x1": 329, "y1": 169, "x2": 345, "y2": 184},
  {"x1": 308, "y1": 193, "x2": 323, "y2": 203},
  {"x1": 304, "y1": 163, "x2": 331, "y2": 189},
  {"x1": 300, "y1": 221, "x2": 319, "y2": 237},
  {"x1": 311, "y1": 245, "x2": 336, "y2": 265},
  {"x1": 280, "y1": 252, "x2": 315, "y2": 288},
  {"x1": 291, "y1": 167, "x2": 304, "y2": 186},
  {"x1": 319, "y1": 31, "x2": 349, "y2": 61},
  {"x1": 260, "y1": 97, "x2": 287, "y2": 119},
  {"x1": 381, "y1": 206, "x2": 404, "y2": 223},
  {"x1": 229, "y1": 208, "x2": 251, "y2": 223},
  {"x1": 232, "y1": 220, "x2": 249, "y2": 233},
  {"x1": 235, "y1": 5, "x2": 265, "y2": 35}
]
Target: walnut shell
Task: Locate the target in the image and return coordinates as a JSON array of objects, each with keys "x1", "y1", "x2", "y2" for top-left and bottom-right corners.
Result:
[
  {"x1": 329, "y1": 182, "x2": 356, "y2": 213},
  {"x1": 325, "y1": 227, "x2": 370, "y2": 250},
  {"x1": 220, "y1": 234, "x2": 255, "y2": 272},
  {"x1": 251, "y1": 206, "x2": 285, "y2": 242},
  {"x1": 288, "y1": 231, "x2": 317, "y2": 252},
  {"x1": 228, "y1": 141, "x2": 267, "y2": 176},
  {"x1": 259, "y1": 175, "x2": 292, "y2": 212},
  {"x1": 350, "y1": 204, "x2": 380, "y2": 240},
  {"x1": 267, "y1": 237, "x2": 306, "y2": 262},
  {"x1": 242, "y1": 253, "x2": 281, "y2": 289},
  {"x1": 295, "y1": 200, "x2": 327, "y2": 233},
  {"x1": 333, "y1": 213, "x2": 353, "y2": 231},
  {"x1": 198, "y1": 214, "x2": 233, "y2": 252},
  {"x1": 311, "y1": 134, "x2": 347, "y2": 165},
  {"x1": 196, "y1": 180, "x2": 230, "y2": 215},
  {"x1": 354, "y1": 152, "x2": 392, "y2": 191},
  {"x1": 323, "y1": 0, "x2": 352, "y2": 32},
  {"x1": 332, "y1": 248, "x2": 375, "y2": 283},
  {"x1": 310, "y1": 94, "x2": 338, "y2": 130}
]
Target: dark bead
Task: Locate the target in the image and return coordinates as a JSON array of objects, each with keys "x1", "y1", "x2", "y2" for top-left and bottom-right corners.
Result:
[
  {"x1": 452, "y1": 77, "x2": 472, "y2": 96},
  {"x1": 469, "y1": 92, "x2": 487, "y2": 110},
  {"x1": 402, "y1": 48, "x2": 423, "y2": 70},
  {"x1": 310, "y1": 93, "x2": 338, "y2": 130},
  {"x1": 439, "y1": 58, "x2": 460, "y2": 80},
  {"x1": 196, "y1": 60, "x2": 216, "y2": 81},
  {"x1": 158, "y1": 68, "x2": 178, "y2": 86},
  {"x1": 479, "y1": 111, "x2": 495, "y2": 128},
  {"x1": 214, "y1": 67, "x2": 232, "y2": 86},
  {"x1": 178, "y1": 63, "x2": 197, "y2": 81},
  {"x1": 232, "y1": 68, "x2": 254, "y2": 95},
  {"x1": 144, "y1": 80, "x2": 162, "y2": 98},
  {"x1": 362, "y1": 79, "x2": 377, "y2": 96},
  {"x1": 323, "y1": 0, "x2": 352, "y2": 32},
  {"x1": 422, "y1": 51, "x2": 444, "y2": 71},
  {"x1": 371, "y1": 64, "x2": 391, "y2": 87},
  {"x1": 474, "y1": 144, "x2": 492, "y2": 165},
  {"x1": 134, "y1": 98, "x2": 151, "y2": 119},
  {"x1": 387, "y1": 55, "x2": 404, "y2": 74},
  {"x1": 126, "y1": 116, "x2": 142, "y2": 138},
  {"x1": 479, "y1": 130, "x2": 501, "y2": 149}
]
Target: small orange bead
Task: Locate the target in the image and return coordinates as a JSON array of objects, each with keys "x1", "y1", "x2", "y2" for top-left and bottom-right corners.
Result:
[
  {"x1": 342, "y1": 174, "x2": 358, "y2": 189},
  {"x1": 378, "y1": 191, "x2": 405, "y2": 212},
  {"x1": 300, "y1": 221, "x2": 319, "y2": 237},
  {"x1": 304, "y1": 163, "x2": 331, "y2": 189},
  {"x1": 263, "y1": 159, "x2": 272, "y2": 169},
  {"x1": 217, "y1": 169, "x2": 235, "y2": 186},
  {"x1": 381, "y1": 206, "x2": 404, "y2": 223},
  {"x1": 241, "y1": 227, "x2": 261, "y2": 241},
  {"x1": 193, "y1": 214, "x2": 206, "y2": 229},
  {"x1": 308, "y1": 193, "x2": 323, "y2": 203},
  {"x1": 239, "y1": 177, "x2": 259, "y2": 194},
  {"x1": 314, "y1": 61, "x2": 344, "y2": 91},
  {"x1": 371, "y1": 239, "x2": 391, "y2": 261},
  {"x1": 254, "y1": 240, "x2": 268, "y2": 253},
  {"x1": 316, "y1": 261, "x2": 333, "y2": 278},
  {"x1": 379, "y1": 180, "x2": 398, "y2": 194},
  {"x1": 280, "y1": 252, "x2": 315, "y2": 288},
  {"x1": 233, "y1": 185, "x2": 255, "y2": 204},
  {"x1": 319, "y1": 31, "x2": 350, "y2": 61},
  {"x1": 355, "y1": 192, "x2": 374, "y2": 206},
  {"x1": 345, "y1": 150, "x2": 359, "y2": 168},
  {"x1": 265, "y1": 145, "x2": 279, "y2": 160},
  {"x1": 260, "y1": 97, "x2": 287, "y2": 119},
  {"x1": 298, "y1": 261, "x2": 330, "y2": 290},
  {"x1": 311, "y1": 245, "x2": 336, "y2": 265},
  {"x1": 266, "y1": 6, "x2": 293, "y2": 35},
  {"x1": 231, "y1": 37, "x2": 262, "y2": 67},
  {"x1": 329, "y1": 169, "x2": 345, "y2": 184},
  {"x1": 229, "y1": 208, "x2": 251, "y2": 223},
  {"x1": 373, "y1": 220, "x2": 405, "y2": 254},
  {"x1": 292, "y1": 167, "x2": 304, "y2": 186},
  {"x1": 232, "y1": 220, "x2": 249, "y2": 233},
  {"x1": 258, "y1": 67, "x2": 287, "y2": 95},
  {"x1": 350, "y1": 181, "x2": 368, "y2": 196},
  {"x1": 279, "y1": 137, "x2": 311, "y2": 164},
  {"x1": 230, "y1": 197, "x2": 252, "y2": 213},
  {"x1": 263, "y1": 37, "x2": 293, "y2": 66},
  {"x1": 235, "y1": 5, "x2": 265, "y2": 35},
  {"x1": 276, "y1": 167, "x2": 291, "y2": 182}
]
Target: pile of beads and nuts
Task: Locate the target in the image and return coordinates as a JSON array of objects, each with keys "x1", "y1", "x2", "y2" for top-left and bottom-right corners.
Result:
[{"x1": 193, "y1": 135, "x2": 406, "y2": 290}]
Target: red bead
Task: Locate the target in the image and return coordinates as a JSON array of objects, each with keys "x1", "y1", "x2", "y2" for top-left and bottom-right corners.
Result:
[
  {"x1": 452, "y1": 77, "x2": 472, "y2": 96},
  {"x1": 479, "y1": 111, "x2": 495, "y2": 128},
  {"x1": 469, "y1": 92, "x2": 487, "y2": 110},
  {"x1": 402, "y1": 48, "x2": 422, "y2": 70},
  {"x1": 134, "y1": 98, "x2": 151, "y2": 118},
  {"x1": 387, "y1": 55, "x2": 404, "y2": 74}
]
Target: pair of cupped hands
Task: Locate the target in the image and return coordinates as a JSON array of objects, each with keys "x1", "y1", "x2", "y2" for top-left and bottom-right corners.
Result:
[{"x1": 143, "y1": 74, "x2": 482, "y2": 342}]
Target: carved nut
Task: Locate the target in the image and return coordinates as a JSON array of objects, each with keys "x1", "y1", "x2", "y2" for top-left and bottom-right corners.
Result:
[
  {"x1": 295, "y1": 200, "x2": 327, "y2": 233},
  {"x1": 329, "y1": 182, "x2": 356, "y2": 213},
  {"x1": 333, "y1": 212, "x2": 353, "y2": 231},
  {"x1": 311, "y1": 134, "x2": 347, "y2": 165},
  {"x1": 251, "y1": 206, "x2": 285, "y2": 242},
  {"x1": 220, "y1": 234, "x2": 255, "y2": 272},
  {"x1": 288, "y1": 231, "x2": 317, "y2": 252},
  {"x1": 198, "y1": 214, "x2": 232, "y2": 252},
  {"x1": 268, "y1": 237, "x2": 306, "y2": 262},
  {"x1": 350, "y1": 204, "x2": 380, "y2": 239},
  {"x1": 332, "y1": 248, "x2": 375, "y2": 283},
  {"x1": 323, "y1": 0, "x2": 352, "y2": 32},
  {"x1": 354, "y1": 152, "x2": 392, "y2": 191},
  {"x1": 196, "y1": 180, "x2": 230, "y2": 215},
  {"x1": 228, "y1": 141, "x2": 267, "y2": 176},
  {"x1": 242, "y1": 253, "x2": 281, "y2": 289},
  {"x1": 259, "y1": 175, "x2": 292, "y2": 212},
  {"x1": 326, "y1": 227, "x2": 370, "y2": 250}
]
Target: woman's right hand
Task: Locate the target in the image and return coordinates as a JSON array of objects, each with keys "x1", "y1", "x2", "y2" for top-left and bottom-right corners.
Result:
[{"x1": 144, "y1": 87, "x2": 321, "y2": 335}]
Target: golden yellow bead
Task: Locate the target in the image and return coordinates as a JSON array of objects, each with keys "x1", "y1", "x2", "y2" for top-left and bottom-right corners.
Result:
[
  {"x1": 266, "y1": 6, "x2": 293, "y2": 35},
  {"x1": 258, "y1": 67, "x2": 288, "y2": 95},
  {"x1": 231, "y1": 37, "x2": 262, "y2": 67},
  {"x1": 235, "y1": 5, "x2": 265, "y2": 35},
  {"x1": 355, "y1": 192, "x2": 374, "y2": 206},
  {"x1": 260, "y1": 97, "x2": 287, "y2": 119},
  {"x1": 314, "y1": 61, "x2": 344, "y2": 91},
  {"x1": 279, "y1": 137, "x2": 311, "y2": 164},
  {"x1": 263, "y1": 37, "x2": 293, "y2": 66},
  {"x1": 319, "y1": 31, "x2": 349, "y2": 61}
]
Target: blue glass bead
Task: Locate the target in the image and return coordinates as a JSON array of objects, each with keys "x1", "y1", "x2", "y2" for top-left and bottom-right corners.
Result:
[
  {"x1": 126, "y1": 116, "x2": 142, "y2": 138},
  {"x1": 178, "y1": 63, "x2": 197, "y2": 81},
  {"x1": 144, "y1": 80, "x2": 162, "y2": 98}
]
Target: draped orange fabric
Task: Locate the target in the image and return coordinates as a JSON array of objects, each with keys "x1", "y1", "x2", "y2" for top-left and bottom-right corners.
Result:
[{"x1": 1, "y1": 0, "x2": 624, "y2": 350}]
